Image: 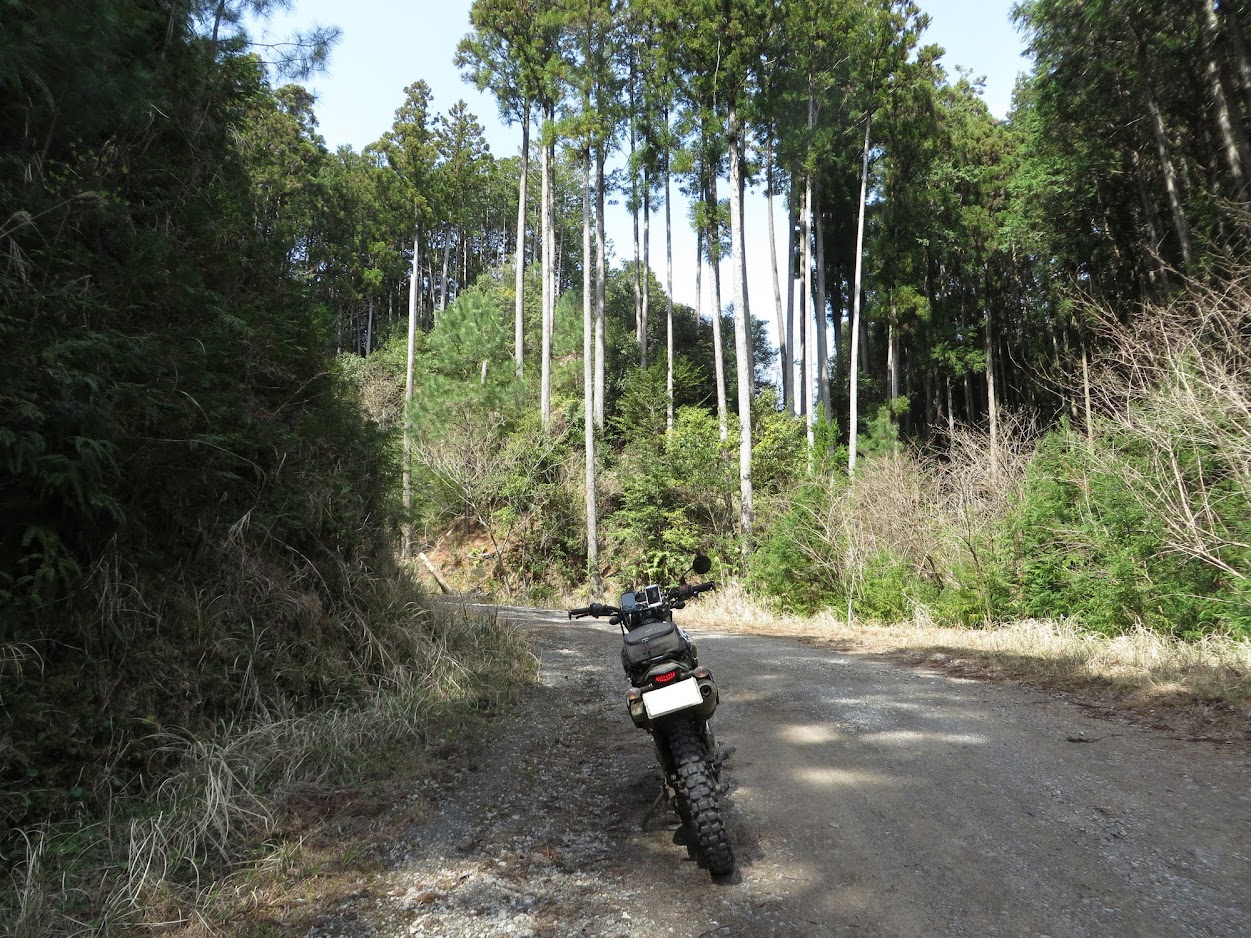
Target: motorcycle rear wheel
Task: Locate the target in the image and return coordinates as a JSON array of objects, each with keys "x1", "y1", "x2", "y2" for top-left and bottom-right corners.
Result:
[{"x1": 667, "y1": 720, "x2": 735, "y2": 875}]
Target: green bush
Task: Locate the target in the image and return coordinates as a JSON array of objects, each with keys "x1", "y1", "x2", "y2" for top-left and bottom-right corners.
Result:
[
  {"x1": 853, "y1": 551, "x2": 942, "y2": 621},
  {"x1": 751, "y1": 391, "x2": 807, "y2": 494},
  {"x1": 0, "y1": 8, "x2": 429, "y2": 851},
  {"x1": 606, "y1": 400, "x2": 737, "y2": 585},
  {"x1": 995, "y1": 430, "x2": 1246, "y2": 637},
  {"x1": 749, "y1": 481, "x2": 847, "y2": 614}
]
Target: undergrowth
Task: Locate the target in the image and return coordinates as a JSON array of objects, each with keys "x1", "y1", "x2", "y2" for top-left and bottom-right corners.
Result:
[{"x1": 2, "y1": 588, "x2": 535, "y2": 937}]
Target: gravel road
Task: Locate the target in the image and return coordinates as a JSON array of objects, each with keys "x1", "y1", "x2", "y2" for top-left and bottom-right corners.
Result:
[{"x1": 305, "y1": 606, "x2": 1251, "y2": 938}]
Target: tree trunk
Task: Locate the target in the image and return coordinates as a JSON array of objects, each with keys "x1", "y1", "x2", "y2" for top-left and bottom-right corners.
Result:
[
  {"x1": 642, "y1": 168, "x2": 651, "y2": 368},
  {"x1": 1200, "y1": 0, "x2": 1251, "y2": 196},
  {"x1": 805, "y1": 86, "x2": 825, "y2": 430},
  {"x1": 1081, "y1": 333, "x2": 1094, "y2": 445},
  {"x1": 814, "y1": 178, "x2": 831, "y2": 423},
  {"x1": 859, "y1": 301, "x2": 870, "y2": 374},
  {"x1": 728, "y1": 103, "x2": 754, "y2": 554},
  {"x1": 793, "y1": 173, "x2": 808, "y2": 428},
  {"x1": 556, "y1": 216, "x2": 564, "y2": 297},
  {"x1": 946, "y1": 377, "x2": 955, "y2": 444},
  {"x1": 710, "y1": 225, "x2": 729, "y2": 444},
  {"x1": 1138, "y1": 41, "x2": 1196, "y2": 266},
  {"x1": 540, "y1": 108, "x2": 555, "y2": 428},
  {"x1": 848, "y1": 113, "x2": 871, "y2": 477},
  {"x1": 529, "y1": 193, "x2": 538, "y2": 288},
  {"x1": 403, "y1": 227, "x2": 421, "y2": 559},
  {"x1": 595, "y1": 141, "x2": 607, "y2": 429},
  {"x1": 209, "y1": 0, "x2": 226, "y2": 61},
  {"x1": 707, "y1": 173, "x2": 728, "y2": 442},
  {"x1": 984, "y1": 271, "x2": 1000, "y2": 479},
  {"x1": 695, "y1": 220, "x2": 703, "y2": 328},
  {"x1": 803, "y1": 164, "x2": 816, "y2": 453},
  {"x1": 888, "y1": 314, "x2": 899, "y2": 404},
  {"x1": 366, "y1": 296, "x2": 374, "y2": 355},
  {"x1": 665, "y1": 133, "x2": 675, "y2": 431},
  {"x1": 923, "y1": 367, "x2": 934, "y2": 435},
  {"x1": 830, "y1": 264, "x2": 842, "y2": 370},
  {"x1": 515, "y1": 108, "x2": 529, "y2": 378},
  {"x1": 631, "y1": 177, "x2": 642, "y2": 353},
  {"x1": 582, "y1": 146, "x2": 599, "y2": 592},
  {"x1": 417, "y1": 552, "x2": 452, "y2": 594},
  {"x1": 766, "y1": 132, "x2": 789, "y2": 409},
  {"x1": 1131, "y1": 148, "x2": 1172, "y2": 294},
  {"x1": 1218, "y1": 0, "x2": 1251, "y2": 118},
  {"x1": 629, "y1": 55, "x2": 643, "y2": 355},
  {"x1": 797, "y1": 272, "x2": 809, "y2": 427},
  {"x1": 785, "y1": 181, "x2": 799, "y2": 415}
]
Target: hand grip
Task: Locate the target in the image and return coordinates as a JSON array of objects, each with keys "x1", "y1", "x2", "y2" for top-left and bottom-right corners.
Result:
[{"x1": 569, "y1": 602, "x2": 618, "y2": 619}]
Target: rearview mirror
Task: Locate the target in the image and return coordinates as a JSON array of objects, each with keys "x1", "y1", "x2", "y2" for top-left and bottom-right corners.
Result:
[{"x1": 692, "y1": 554, "x2": 712, "y2": 576}]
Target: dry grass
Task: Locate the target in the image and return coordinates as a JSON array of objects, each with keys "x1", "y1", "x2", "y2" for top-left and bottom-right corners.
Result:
[
  {"x1": 1086, "y1": 274, "x2": 1251, "y2": 584},
  {"x1": 0, "y1": 643, "x2": 40, "y2": 708},
  {"x1": 2, "y1": 593, "x2": 536, "y2": 937},
  {"x1": 684, "y1": 580, "x2": 1251, "y2": 740}
]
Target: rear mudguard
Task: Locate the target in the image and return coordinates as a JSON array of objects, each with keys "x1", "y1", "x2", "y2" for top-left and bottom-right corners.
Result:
[{"x1": 626, "y1": 671, "x2": 718, "y2": 729}]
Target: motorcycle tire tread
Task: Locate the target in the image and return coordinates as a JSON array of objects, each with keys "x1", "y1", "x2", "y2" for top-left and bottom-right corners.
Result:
[{"x1": 669, "y1": 721, "x2": 735, "y2": 876}]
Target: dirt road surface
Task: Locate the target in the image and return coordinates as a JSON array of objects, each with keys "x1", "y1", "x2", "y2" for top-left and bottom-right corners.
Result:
[{"x1": 304, "y1": 607, "x2": 1251, "y2": 938}]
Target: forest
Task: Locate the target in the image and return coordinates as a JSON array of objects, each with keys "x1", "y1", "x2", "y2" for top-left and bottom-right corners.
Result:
[{"x1": 2, "y1": 0, "x2": 1250, "y2": 931}]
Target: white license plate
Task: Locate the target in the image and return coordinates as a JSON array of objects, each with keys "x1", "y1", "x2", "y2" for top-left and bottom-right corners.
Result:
[{"x1": 643, "y1": 678, "x2": 703, "y2": 719}]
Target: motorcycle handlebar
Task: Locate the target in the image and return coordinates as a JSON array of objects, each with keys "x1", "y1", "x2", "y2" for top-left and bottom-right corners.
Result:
[
  {"x1": 570, "y1": 582, "x2": 715, "y2": 619},
  {"x1": 670, "y1": 580, "x2": 718, "y2": 601},
  {"x1": 568, "y1": 602, "x2": 618, "y2": 619}
]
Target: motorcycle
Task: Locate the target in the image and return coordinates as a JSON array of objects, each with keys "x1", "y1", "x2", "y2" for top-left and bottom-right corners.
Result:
[{"x1": 568, "y1": 554, "x2": 735, "y2": 876}]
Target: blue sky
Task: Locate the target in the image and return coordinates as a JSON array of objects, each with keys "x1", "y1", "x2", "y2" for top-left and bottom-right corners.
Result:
[{"x1": 255, "y1": 0, "x2": 1031, "y2": 321}]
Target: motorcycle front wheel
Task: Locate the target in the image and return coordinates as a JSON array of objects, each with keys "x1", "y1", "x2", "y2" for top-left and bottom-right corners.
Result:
[{"x1": 666, "y1": 719, "x2": 735, "y2": 875}]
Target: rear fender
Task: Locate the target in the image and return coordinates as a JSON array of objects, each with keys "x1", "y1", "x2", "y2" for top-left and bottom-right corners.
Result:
[{"x1": 627, "y1": 669, "x2": 718, "y2": 729}]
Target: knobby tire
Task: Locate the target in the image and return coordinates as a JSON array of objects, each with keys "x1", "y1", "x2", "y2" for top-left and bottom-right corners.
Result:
[{"x1": 667, "y1": 719, "x2": 734, "y2": 875}]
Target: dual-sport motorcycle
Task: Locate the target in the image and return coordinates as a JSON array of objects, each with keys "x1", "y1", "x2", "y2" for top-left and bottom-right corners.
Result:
[{"x1": 568, "y1": 555, "x2": 735, "y2": 876}]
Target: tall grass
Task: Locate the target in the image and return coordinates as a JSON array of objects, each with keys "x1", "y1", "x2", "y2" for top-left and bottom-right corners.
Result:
[
  {"x1": 1, "y1": 566, "x2": 535, "y2": 937},
  {"x1": 0, "y1": 643, "x2": 40, "y2": 706}
]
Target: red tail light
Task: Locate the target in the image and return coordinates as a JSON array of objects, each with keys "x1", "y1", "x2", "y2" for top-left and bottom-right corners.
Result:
[{"x1": 652, "y1": 670, "x2": 679, "y2": 685}]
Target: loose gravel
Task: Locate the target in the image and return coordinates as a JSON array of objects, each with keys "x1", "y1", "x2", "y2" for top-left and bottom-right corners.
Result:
[{"x1": 296, "y1": 606, "x2": 1251, "y2": 938}]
